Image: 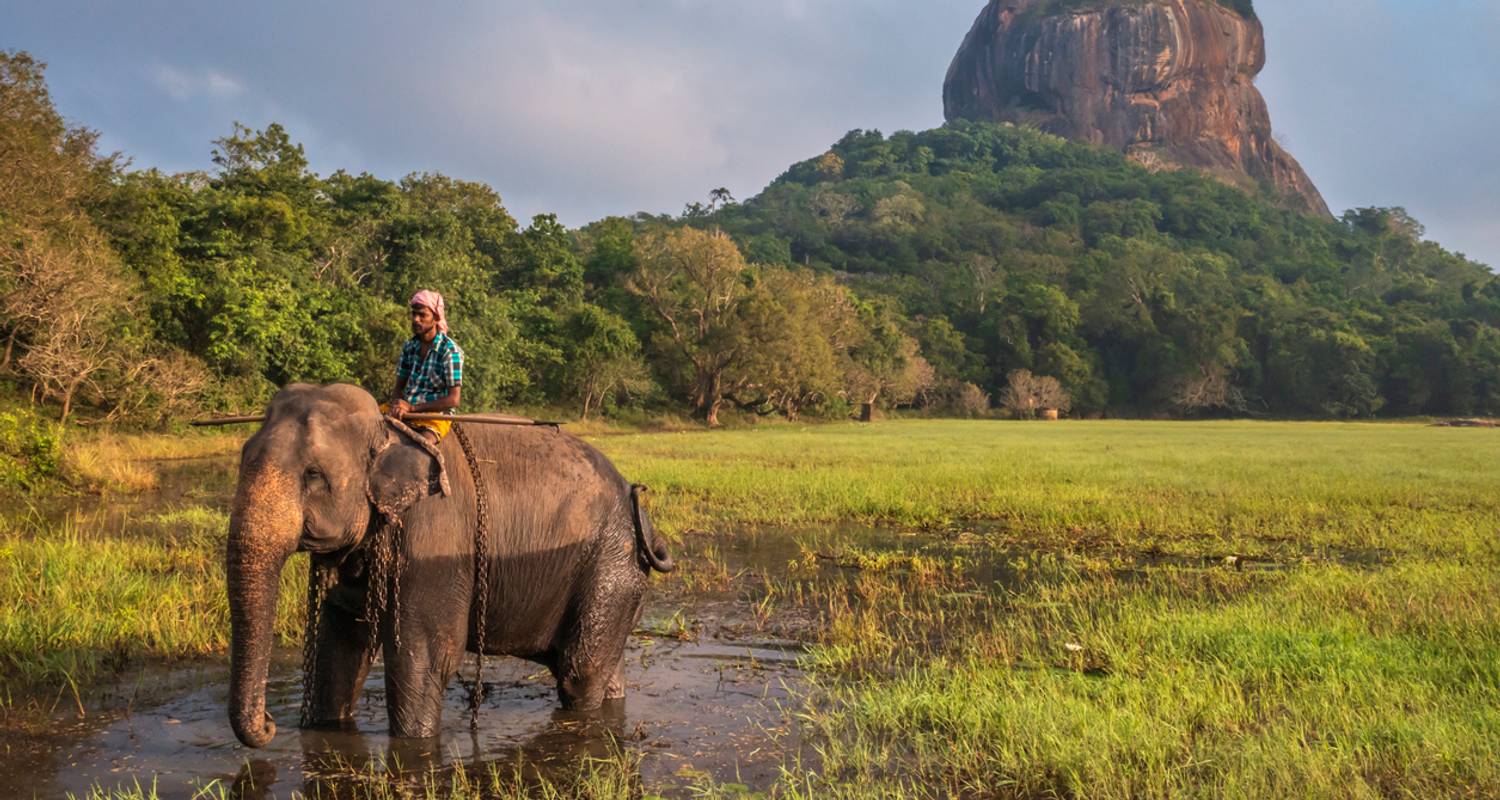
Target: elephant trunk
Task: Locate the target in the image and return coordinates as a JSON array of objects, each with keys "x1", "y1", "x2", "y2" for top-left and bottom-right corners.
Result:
[{"x1": 226, "y1": 466, "x2": 301, "y2": 748}]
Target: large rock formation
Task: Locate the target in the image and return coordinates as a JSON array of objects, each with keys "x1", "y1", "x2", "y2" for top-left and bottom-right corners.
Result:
[{"x1": 944, "y1": 0, "x2": 1329, "y2": 216}]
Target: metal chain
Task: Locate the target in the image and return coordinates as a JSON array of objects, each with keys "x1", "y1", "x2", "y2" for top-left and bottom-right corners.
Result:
[
  {"x1": 299, "y1": 560, "x2": 335, "y2": 728},
  {"x1": 362, "y1": 514, "x2": 405, "y2": 665},
  {"x1": 453, "y1": 422, "x2": 491, "y2": 731}
]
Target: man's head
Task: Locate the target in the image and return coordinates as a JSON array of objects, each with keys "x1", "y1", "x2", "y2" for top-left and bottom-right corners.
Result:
[{"x1": 408, "y1": 290, "x2": 447, "y2": 341}]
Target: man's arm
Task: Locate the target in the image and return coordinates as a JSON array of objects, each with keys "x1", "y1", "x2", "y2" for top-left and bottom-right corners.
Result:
[
  {"x1": 390, "y1": 377, "x2": 410, "y2": 417},
  {"x1": 405, "y1": 385, "x2": 460, "y2": 413}
]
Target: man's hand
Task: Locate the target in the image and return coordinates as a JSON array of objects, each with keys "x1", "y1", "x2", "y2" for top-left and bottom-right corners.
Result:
[{"x1": 391, "y1": 399, "x2": 411, "y2": 419}]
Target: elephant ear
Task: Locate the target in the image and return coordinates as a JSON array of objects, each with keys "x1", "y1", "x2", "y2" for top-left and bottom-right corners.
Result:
[{"x1": 366, "y1": 419, "x2": 450, "y2": 518}]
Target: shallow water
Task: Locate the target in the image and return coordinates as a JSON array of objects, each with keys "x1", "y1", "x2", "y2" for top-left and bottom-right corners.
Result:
[
  {"x1": 19, "y1": 632, "x2": 804, "y2": 799},
  {"x1": 1, "y1": 458, "x2": 913, "y2": 798},
  {"x1": 9, "y1": 454, "x2": 1324, "y2": 798},
  {"x1": 1, "y1": 515, "x2": 826, "y2": 797}
]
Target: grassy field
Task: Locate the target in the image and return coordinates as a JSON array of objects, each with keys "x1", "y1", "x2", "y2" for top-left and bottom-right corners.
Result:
[
  {"x1": 4, "y1": 419, "x2": 1497, "y2": 798},
  {"x1": 599, "y1": 420, "x2": 1498, "y2": 561}
]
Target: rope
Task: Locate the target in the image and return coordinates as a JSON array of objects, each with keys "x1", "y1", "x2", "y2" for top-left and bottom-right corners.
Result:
[{"x1": 453, "y1": 422, "x2": 491, "y2": 731}]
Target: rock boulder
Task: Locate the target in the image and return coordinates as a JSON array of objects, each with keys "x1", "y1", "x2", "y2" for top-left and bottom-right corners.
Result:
[{"x1": 943, "y1": 0, "x2": 1329, "y2": 215}]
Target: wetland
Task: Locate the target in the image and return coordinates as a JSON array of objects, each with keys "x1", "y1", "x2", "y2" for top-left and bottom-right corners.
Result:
[{"x1": 1, "y1": 420, "x2": 1497, "y2": 798}]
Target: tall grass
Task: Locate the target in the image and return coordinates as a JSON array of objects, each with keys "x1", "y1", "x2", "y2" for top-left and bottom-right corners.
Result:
[
  {"x1": 61, "y1": 430, "x2": 243, "y2": 492},
  {"x1": 5, "y1": 419, "x2": 1497, "y2": 797},
  {"x1": 0, "y1": 509, "x2": 305, "y2": 690},
  {"x1": 70, "y1": 750, "x2": 645, "y2": 800},
  {"x1": 787, "y1": 556, "x2": 1500, "y2": 798}
]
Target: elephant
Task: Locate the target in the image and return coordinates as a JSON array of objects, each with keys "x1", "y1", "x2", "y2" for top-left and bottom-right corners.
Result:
[{"x1": 226, "y1": 383, "x2": 674, "y2": 748}]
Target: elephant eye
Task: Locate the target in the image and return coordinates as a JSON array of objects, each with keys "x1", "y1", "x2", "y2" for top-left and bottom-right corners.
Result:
[{"x1": 303, "y1": 466, "x2": 329, "y2": 492}]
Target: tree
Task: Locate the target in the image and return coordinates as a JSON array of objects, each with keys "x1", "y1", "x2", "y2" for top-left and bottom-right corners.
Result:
[
  {"x1": 558, "y1": 304, "x2": 648, "y2": 419},
  {"x1": 1171, "y1": 364, "x2": 1245, "y2": 415},
  {"x1": 210, "y1": 122, "x2": 317, "y2": 204},
  {"x1": 1000, "y1": 369, "x2": 1071, "y2": 419},
  {"x1": 843, "y1": 300, "x2": 935, "y2": 420},
  {"x1": 626, "y1": 228, "x2": 754, "y2": 425},
  {"x1": 727, "y1": 269, "x2": 858, "y2": 420},
  {"x1": 5, "y1": 228, "x2": 133, "y2": 420},
  {"x1": 0, "y1": 51, "x2": 112, "y2": 228},
  {"x1": 1265, "y1": 314, "x2": 1383, "y2": 418},
  {"x1": 0, "y1": 51, "x2": 151, "y2": 421}
]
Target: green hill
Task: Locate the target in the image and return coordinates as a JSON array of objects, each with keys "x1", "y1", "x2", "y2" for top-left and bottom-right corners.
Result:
[{"x1": 705, "y1": 121, "x2": 1499, "y2": 417}]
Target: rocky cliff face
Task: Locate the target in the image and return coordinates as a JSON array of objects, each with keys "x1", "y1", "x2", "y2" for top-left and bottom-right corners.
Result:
[{"x1": 944, "y1": 0, "x2": 1329, "y2": 216}]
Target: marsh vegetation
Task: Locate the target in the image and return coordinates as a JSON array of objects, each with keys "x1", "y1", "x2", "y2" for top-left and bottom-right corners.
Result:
[{"x1": 2, "y1": 419, "x2": 1496, "y2": 798}]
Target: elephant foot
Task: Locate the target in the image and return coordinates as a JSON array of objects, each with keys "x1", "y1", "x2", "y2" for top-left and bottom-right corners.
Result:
[{"x1": 605, "y1": 662, "x2": 626, "y2": 700}]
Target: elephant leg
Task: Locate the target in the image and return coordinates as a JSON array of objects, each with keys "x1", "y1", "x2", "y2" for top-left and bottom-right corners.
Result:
[
  {"x1": 605, "y1": 658, "x2": 626, "y2": 701},
  {"x1": 606, "y1": 593, "x2": 646, "y2": 701},
  {"x1": 306, "y1": 583, "x2": 373, "y2": 728},
  {"x1": 383, "y1": 581, "x2": 469, "y2": 738},
  {"x1": 557, "y1": 581, "x2": 645, "y2": 709}
]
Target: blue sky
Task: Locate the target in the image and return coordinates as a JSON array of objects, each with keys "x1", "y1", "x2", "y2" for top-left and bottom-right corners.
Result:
[{"x1": 8, "y1": 0, "x2": 1498, "y2": 267}]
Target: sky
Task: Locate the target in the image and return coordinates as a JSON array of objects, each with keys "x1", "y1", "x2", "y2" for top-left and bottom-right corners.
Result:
[{"x1": 7, "y1": 0, "x2": 1498, "y2": 268}]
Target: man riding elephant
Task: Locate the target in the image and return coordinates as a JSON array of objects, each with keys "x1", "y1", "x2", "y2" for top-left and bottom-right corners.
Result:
[{"x1": 387, "y1": 289, "x2": 462, "y2": 443}]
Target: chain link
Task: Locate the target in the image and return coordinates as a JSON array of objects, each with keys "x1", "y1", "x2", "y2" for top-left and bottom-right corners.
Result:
[
  {"x1": 304, "y1": 425, "x2": 489, "y2": 732},
  {"x1": 298, "y1": 560, "x2": 335, "y2": 728},
  {"x1": 363, "y1": 514, "x2": 404, "y2": 664},
  {"x1": 453, "y1": 422, "x2": 491, "y2": 731}
]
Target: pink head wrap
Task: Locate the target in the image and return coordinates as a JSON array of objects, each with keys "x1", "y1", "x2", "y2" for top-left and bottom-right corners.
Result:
[{"x1": 409, "y1": 290, "x2": 448, "y2": 334}]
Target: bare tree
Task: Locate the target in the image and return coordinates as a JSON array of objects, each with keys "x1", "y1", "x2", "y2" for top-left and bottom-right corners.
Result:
[
  {"x1": 949, "y1": 382, "x2": 991, "y2": 418},
  {"x1": 1000, "y1": 369, "x2": 1071, "y2": 419},
  {"x1": 6, "y1": 230, "x2": 133, "y2": 421},
  {"x1": 107, "y1": 349, "x2": 212, "y2": 424},
  {"x1": 844, "y1": 332, "x2": 935, "y2": 421},
  {"x1": 1172, "y1": 364, "x2": 1245, "y2": 415}
]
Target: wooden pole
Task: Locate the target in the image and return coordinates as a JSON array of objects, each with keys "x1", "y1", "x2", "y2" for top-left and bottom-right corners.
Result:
[
  {"x1": 189, "y1": 415, "x2": 266, "y2": 426},
  {"x1": 191, "y1": 412, "x2": 561, "y2": 428}
]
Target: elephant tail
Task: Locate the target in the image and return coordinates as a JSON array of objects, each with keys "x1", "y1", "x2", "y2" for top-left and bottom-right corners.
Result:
[{"x1": 630, "y1": 484, "x2": 675, "y2": 573}]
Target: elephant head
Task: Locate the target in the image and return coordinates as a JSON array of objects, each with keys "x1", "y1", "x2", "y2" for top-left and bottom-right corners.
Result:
[{"x1": 227, "y1": 383, "x2": 443, "y2": 748}]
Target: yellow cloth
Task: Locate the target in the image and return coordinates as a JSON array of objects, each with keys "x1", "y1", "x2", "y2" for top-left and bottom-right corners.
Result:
[{"x1": 379, "y1": 403, "x2": 451, "y2": 442}]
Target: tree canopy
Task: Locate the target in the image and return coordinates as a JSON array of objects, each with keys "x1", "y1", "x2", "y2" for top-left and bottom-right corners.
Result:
[
  {"x1": 705, "y1": 121, "x2": 1499, "y2": 418},
  {"x1": 2, "y1": 51, "x2": 1494, "y2": 425}
]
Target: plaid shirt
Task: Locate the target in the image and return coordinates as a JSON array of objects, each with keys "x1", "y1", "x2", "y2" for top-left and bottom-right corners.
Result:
[{"x1": 397, "y1": 332, "x2": 464, "y2": 407}]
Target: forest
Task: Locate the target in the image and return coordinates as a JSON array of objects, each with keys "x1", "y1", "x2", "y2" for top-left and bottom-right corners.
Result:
[{"x1": 3, "y1": 49, "x2": 1498, "y2": 452}]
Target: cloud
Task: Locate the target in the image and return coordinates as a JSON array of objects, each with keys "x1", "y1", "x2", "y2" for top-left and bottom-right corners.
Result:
[{"x1": 151, "y1": 64, "x2": 245, "y2": 102}]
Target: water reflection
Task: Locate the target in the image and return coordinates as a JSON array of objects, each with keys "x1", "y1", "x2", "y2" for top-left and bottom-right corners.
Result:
[{"x1": 227, "y1": 704, "x2": 636, "y2": 800}]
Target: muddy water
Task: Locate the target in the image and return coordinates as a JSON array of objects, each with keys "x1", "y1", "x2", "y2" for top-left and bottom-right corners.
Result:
[
  {"x1": 6, "y1": 458, "x2": 982, "y2": 799},
  {"x1": 30, "y1": 626, "x2": 805, "y2": 799}
]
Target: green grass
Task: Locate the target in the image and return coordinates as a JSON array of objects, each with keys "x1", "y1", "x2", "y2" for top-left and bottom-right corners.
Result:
[
  {"x1": 599, "y1": 419, "x2": 1500, "y2": 798},
  {"x1": 0, "y1": 508, "x2": 306, "y2": 689},
  {"x1": 4, "y1": 419, "x2": 1497, "y2": 797},
  {"x1": 598, "y1": 420, "x2": 1499, "y2": 560},
  {"x1": 787, "y1": 558, "x2": 1499, "y2": 798}
]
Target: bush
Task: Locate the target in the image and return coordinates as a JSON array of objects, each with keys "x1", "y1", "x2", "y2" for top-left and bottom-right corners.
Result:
[
  {"x1": 937, "y1": 381, "x2": 991, "y2": 418},
  {"x1": 0, "y1": 406, "x2": 61, "y2": 489}
]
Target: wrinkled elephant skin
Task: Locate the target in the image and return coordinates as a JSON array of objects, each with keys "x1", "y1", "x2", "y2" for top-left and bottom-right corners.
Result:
[{"x1": 225, "y1": 383, "x2": 673, "y2": 746}]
